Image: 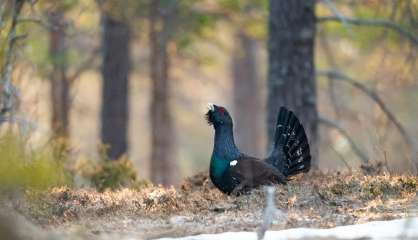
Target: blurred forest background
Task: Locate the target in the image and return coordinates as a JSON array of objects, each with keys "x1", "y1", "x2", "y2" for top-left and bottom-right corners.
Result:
[{"x1": 0, "y1": 0, "x2": 417, "y2": 189}]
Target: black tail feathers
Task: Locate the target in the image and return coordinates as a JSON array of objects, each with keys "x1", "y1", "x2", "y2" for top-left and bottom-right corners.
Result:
[{"x1": 269, "y1": 107, "x2": 311, "y2": 177}]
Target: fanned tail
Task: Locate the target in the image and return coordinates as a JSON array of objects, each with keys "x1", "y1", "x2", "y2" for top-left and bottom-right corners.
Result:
[{"x1": 266, "y1": 107, "x2": 311, "y2": 177}]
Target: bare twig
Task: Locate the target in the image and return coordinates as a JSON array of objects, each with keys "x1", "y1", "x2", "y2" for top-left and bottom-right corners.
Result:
[
  {"x1": 318, "y1": 30, "x2": 343, "y2": 119},
  {"x1": 318, "y1": 70, "x2": 418, "y2": 173},
  {"x1": 17, "y1": 17, "x2": 55, "y2": 30},
  {"x1": 327, "y1": 138, "x2": 353, "y2": 173},
  {"x1": 257, "y1": 186, "x2": 277, "y2": 240},
  {"x1": 319, "y1": 115, "x2": 370, "y2": 164},
  {"x1": 317, "y1": 16, "x2": 418, "y2": 45},
  {"x1": 320, "y1": 0, "x2": 353, "y2": 34},
  {"x1": 68, "y1": 48, "x2": 100, "y2": 84}
]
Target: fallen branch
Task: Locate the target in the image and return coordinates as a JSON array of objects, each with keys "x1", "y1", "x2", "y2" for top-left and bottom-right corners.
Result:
[
  {"x1": 318, "y1": 70, "x2": 418, "y2": 173},
  {"x1": 319, "y1": 115, "x2": 370, "y2": 164},
  {"x1": 317, "y1": 16, "x2": 418, "y2": 45},
  {"x1": 257, "y1": 186, "x2": 285, "y2": 240}
]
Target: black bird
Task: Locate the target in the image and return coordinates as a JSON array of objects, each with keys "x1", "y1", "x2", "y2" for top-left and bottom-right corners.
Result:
[{"x1": 205, "y1": 103, "x2": 311, "y2": 195}]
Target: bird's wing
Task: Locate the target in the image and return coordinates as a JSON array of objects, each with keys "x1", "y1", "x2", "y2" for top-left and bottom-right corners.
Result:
[{"x1": 228, "y1": 156, "x2": 286, "y2": 187}]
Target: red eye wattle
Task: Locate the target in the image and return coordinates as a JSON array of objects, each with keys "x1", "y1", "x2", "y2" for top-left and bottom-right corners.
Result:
[{"x1": 218, "y1": 107, "x2": 225, "y2": 115}]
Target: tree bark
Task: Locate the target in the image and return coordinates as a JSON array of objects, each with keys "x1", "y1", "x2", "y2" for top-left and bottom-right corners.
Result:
[
  {"x1": 48, "y1": 10, "x2": 70, "y2": 139},
  {"x1": 232, "y1": 32, "x2": 263, "y2": 156},
  {"x1": 0, "y1": 0, "x2": 25, "y2": 123},
  {"x1": 149, "y1": 0, "x2": 177, "y2": 186},
  {"x1": 100, "y1": 13, "x2": 130, "y2": 160},
  {"x1": 266, "y1": 0, "x2": 318, "y2": 168}
]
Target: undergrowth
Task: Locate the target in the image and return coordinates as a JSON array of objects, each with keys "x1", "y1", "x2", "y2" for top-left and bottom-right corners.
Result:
[
  {"x1": 18, "y1": 172, "x2": 417, "y2": 228},
  {"x1": 0, "y1": 130, "x2": 149, "y2": 194},
  {"x1": 73, "y1": 145, "x2": 150, "y2": 191},
  {"x1": 329, "y1": 175, "x2": 417, "y2": 199},
  {"x1": 75, "y1": 157, "x2": 150, "y2": 192},
  {"x1": 0, "y1": 131, "x2": 68, "y2": 193}
]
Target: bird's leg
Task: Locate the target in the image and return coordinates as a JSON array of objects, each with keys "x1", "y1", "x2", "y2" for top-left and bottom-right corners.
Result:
[
  {"x1": 231, "y1": 179, "x2": 249, "y2": 196},
  {"x1": 271, "y1": 168, "x2": 287, "y2": 184}
]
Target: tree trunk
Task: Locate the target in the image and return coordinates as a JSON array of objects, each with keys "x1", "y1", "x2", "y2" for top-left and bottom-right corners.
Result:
[
  {"x1": 149, "y1": 0, "x2": 177, "y2": 186},
  {"x1": 100, "y1": 13, "x2": 130, "y2": 160},
  {"x1": 0, "y1": 0, "x2": 25, "y2": 124},
  {"x1": 232, "y1": 32, "x2": 263, "y2": 156},
  {"x1": 49, "y1": 10, "x2": 70, "y2": 139},
  {"x1": 266, "y1": 0, "x2": 318, "y2": 168}
]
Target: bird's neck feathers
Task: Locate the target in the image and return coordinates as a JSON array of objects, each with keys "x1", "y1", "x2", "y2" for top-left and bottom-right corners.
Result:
[{"x1": 213, "y1": 124, "x2": 240, "y2": 160}]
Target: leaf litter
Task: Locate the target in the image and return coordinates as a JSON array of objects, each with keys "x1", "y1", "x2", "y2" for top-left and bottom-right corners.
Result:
[{"x1": 6, "y1": 173, "x2": 418, "y2": 239}]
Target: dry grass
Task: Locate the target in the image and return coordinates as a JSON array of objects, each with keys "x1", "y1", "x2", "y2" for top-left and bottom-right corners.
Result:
[{"x1": 11, "y1": 173, "x2": 418, "y2": 239}]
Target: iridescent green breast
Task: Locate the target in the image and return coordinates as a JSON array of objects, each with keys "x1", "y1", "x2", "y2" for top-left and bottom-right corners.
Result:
[
  {"x1": 209, "y1": 155, "x2": 230, "y2": 178},
  {"x1": 209, "y1": 154, "x2": 239, "y2": 194}
]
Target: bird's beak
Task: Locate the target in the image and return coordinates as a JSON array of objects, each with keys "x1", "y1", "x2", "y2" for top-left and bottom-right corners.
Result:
[{"x1": 207, "y1": 103, "x2": 215, "y2": 112}]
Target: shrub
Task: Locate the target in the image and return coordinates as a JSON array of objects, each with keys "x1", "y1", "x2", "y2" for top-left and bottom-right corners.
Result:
[
  {"x1": 74, "y1": 146, "x2": 149, "y2": 191},
  {"x1": 0, "y1": 131, "x2": 68, "y2": 193},
  {"x1": 90, "y1": 157, "x2": 149, "y2": 191}
]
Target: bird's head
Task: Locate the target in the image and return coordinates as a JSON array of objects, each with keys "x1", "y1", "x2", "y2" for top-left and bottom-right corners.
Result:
[{"x1": 205, "y1": 103, "x2": 233, "y2": 128}]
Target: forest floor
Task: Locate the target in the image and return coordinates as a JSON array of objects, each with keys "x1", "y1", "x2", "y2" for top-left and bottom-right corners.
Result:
[{"x1": 2, "y1": 173, "x2": 418, "y2": 240}]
